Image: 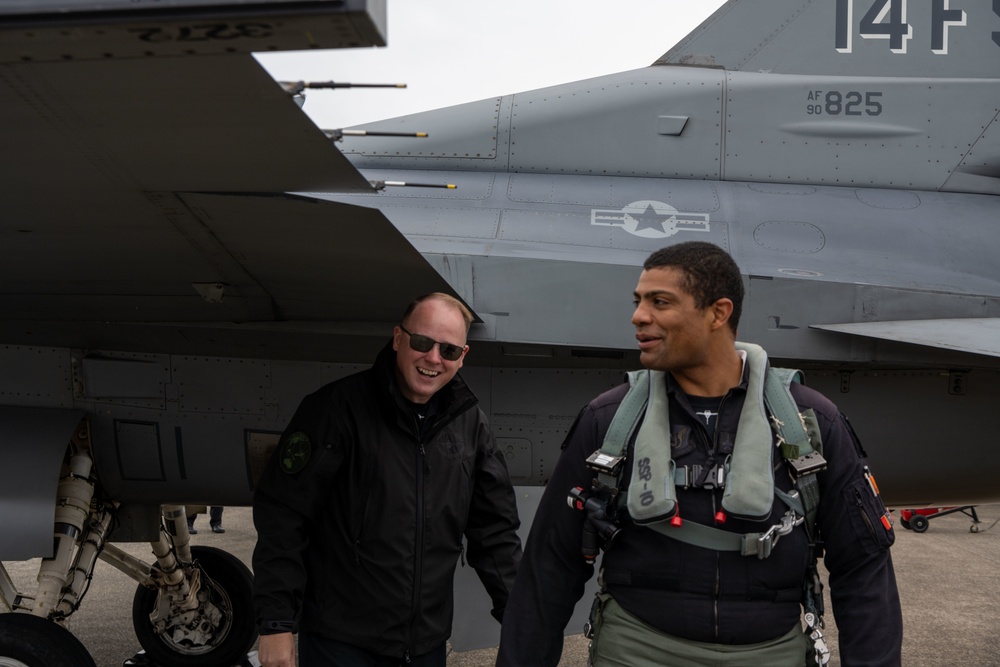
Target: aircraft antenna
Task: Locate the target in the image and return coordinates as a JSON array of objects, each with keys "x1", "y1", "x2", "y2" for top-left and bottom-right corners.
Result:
[
  {"x1": 279, "y1": 81, "x2": 407, "y2": 95},
  {"x1": 323, "y1": 129, "x2": 428, "y2": 141},
  {"x1": 370, "y1": 180, "x2": 457, "y2": 191}
]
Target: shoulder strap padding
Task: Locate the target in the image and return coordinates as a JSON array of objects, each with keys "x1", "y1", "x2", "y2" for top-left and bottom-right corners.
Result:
[{"x1": 600, "y1": 370, "x2": 648, "y2": 459}]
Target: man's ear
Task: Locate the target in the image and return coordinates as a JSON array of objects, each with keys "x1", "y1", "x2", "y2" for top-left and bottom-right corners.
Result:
[
  {"x1": 710, "y1": 298, "x2": 734, "y2": 331},
  {"x1": 392, "y1": 326, "x2": 402, "y2": 351}
]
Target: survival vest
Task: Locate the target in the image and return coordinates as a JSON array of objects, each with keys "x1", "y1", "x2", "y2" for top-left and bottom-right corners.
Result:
[{"x1": 581, "y1": 342, "x2": 831, "y2": 664}]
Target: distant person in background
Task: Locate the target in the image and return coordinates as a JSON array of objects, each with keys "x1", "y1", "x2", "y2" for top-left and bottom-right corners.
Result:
[{"x1": 187, "y1": 506, "x2": 225, "y2": 534}]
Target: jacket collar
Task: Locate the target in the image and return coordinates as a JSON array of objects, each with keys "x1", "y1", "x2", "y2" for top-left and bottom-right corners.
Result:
[{"x1": 372, "y1": 341, "x2": 478, "y2": 428}]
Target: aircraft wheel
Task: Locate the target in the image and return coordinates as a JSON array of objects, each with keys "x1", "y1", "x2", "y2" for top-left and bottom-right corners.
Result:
[
  {"x1": 132, "y1": 546, "x2": 257, "y2": 667},
  {"x1": 910, "y1": 514, "x2": 930, "y2": 533},
  {"x1": 0, "y1": 612, "x2": 97, "y2": 667}
]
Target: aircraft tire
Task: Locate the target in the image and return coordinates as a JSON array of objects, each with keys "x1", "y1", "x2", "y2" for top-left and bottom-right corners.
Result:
[
  {"x1": 132, "y1": 546, "x2": 258, "y2": 667},
  {"x1": 0, "y1": 612, "x2": 97, "y2": 667},
  {"x1": 910, "y1": 514, "x2": 930, "y2": 533}
]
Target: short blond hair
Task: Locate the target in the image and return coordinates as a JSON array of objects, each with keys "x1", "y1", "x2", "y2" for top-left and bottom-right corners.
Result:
[{"x1": 401, "y1": 293, "x2": 474, "y2": 332}]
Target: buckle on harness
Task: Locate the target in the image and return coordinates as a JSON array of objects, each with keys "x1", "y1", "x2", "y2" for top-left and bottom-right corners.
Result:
[
  {"x1": 586, "y1": 450, "x2": 625, "y2": 477},
  {"x1": 703, "y1": 463, "x2": 726, "y2": 490},
  {"x1": 674, "y1": 463, "x2": 727, "y2": 490},
  {"x1": 787, "y1": 451, "x2": 827, "y2": 478},
  {"x1": 756, "y1": 511, "x2": 804, "y2": 559},
  {"x1": 803, "y1": 612, "x2": 831, "y2": 665}
]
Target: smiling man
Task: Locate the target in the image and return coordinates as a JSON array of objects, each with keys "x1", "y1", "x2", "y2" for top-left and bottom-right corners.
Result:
[
  {"x1": 497, "y1": 242, "x2": 901, "y2": 667},
  {"x1": 253, "y1": 292, "x2": 521, "y2": 667}
]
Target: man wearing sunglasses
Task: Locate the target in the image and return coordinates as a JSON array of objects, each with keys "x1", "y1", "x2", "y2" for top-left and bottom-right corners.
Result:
[{"x1": 253, "y1": 293, "x2": 522, "y2": 667}]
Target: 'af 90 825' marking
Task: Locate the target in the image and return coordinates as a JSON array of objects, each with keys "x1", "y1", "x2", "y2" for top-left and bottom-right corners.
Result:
[{"x1": 806, "y1": 90, "x2": 883, "y2": 116}]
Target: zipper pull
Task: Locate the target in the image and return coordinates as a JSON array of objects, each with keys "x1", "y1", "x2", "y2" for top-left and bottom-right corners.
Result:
[{"x1": 419, "y1": 443, "x2": 430, "y2": 473}]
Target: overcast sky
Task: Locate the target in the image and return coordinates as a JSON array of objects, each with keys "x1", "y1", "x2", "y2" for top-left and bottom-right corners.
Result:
[{"x1": 255, "y1": 1, "x2": 726, "y2": 130}]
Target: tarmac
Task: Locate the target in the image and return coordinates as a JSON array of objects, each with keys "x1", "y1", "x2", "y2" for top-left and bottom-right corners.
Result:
[{"x1": 4, "y1": 504, "x2": 1000, "y2": 666}]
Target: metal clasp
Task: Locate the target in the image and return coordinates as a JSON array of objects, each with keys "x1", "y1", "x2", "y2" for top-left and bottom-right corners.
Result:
[
  {"x1": 586, "y1": 450, "x2": 624, "y2": 477},
  {"x1": 788, "y1": 451, "x2": 827, "y2": 477},
  {"x1": 756, "y1": 511, "x2": 805, "y2": 559},
  {"x1": 804, "y1": 611, "x2": 831, "y2": 665}
]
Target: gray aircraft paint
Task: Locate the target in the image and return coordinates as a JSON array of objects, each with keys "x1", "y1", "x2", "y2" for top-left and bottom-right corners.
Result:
[
  {"x1": 1, "y1": 0, "x2": 999, "y2": 651},
  {"x1": 3, "y1": 0, "x2": 999, "y2": 545}
]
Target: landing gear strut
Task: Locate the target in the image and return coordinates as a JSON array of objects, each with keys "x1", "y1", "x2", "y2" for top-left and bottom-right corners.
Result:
[
  {"x1": 132, "y1": 545, "x2": 256, "y2": 667},
  {"x1": 0, "y1": 422, "x2": 257, "y2": 666}
]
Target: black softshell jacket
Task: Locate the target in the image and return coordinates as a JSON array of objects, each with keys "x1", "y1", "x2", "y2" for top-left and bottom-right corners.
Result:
[
  {"x1": 253, "y1": 344, "x2": 522, "y2": 659},
  {"x1": 498, "y1": 368, "x2": 902, "y2": 667}
]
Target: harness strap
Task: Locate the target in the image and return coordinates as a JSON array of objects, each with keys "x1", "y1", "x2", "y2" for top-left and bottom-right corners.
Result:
[
  {"x1": 760, "y1": 365, "x2": 824, "y2": 544},
  {"x1": 796, "y1": 469, "x2": 822, "y2": 543},
  {"x1": 642, "y1": 513, "x2": 798, "y2": 558},
  {"x1": 764, "y1": 366, "x2": 811, "y2": 457},
  {"x1": 596, "y1": 370, "x2": 647, "y2": 491}
]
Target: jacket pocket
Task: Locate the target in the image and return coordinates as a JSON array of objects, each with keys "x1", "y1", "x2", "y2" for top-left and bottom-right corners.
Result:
[{"x1": 844, "y1": 477, "x2": 895, "y2": 553}]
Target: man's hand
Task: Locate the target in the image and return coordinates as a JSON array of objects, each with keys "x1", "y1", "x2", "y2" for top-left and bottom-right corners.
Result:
[{"x1": 259, "y1": 632, "x2": 296, "y2": 667}]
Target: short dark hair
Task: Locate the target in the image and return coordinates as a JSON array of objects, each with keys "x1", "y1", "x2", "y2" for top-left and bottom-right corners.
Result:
[
  {"x1": 402, "y1": 293, "x2": 474, "y2": 333},
  {"x1": 643, "y1": 242, "x2": 743, "y2": 333}
]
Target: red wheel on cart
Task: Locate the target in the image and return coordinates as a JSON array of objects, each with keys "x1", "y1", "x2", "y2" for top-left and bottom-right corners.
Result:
[{"x1": 911, "y1": 514, "x2": 929, "y2": 533}]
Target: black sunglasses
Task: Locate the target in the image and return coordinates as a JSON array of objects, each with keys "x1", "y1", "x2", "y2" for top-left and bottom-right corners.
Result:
[{"x1": 399, "y1": 326, "x2": 465, "y2": 361}]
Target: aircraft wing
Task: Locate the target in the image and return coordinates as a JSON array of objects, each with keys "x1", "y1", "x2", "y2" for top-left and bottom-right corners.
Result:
[
  {"x1": 1, "y1": 1, "x2": 457, "y2": 357},
  {"x1": 2, "y1": 0, "x2": 388, "y2": 199},
  {"x1": 2, "y1": 191, "x2": 456, "y2": 357},
  {"x1": 812, "y1": 318, "x2": 1000, "y2": 359}
]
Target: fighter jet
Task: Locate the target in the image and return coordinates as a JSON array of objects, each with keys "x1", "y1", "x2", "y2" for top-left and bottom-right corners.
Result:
[
  {"x1": 2, "y1": 0, "x2": 1000, "y2": 663},
  {"x1": 319, "y1": 0, "x2": 1000, "y2": 506}
]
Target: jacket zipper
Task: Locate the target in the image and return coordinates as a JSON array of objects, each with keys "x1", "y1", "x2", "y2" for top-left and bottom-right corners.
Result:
[
  {"x1": 391, "y1": 388, "x2": 474, "y2": 662},
  {"x1": 705, "y1": 422, "x2": 722, "y2": 640},
  {"x1": 406, "y1": 440, "x2": 427, "y2": 661},
  {"x1": 702, "y1": 394, "x2": 728, "y2": 641}
]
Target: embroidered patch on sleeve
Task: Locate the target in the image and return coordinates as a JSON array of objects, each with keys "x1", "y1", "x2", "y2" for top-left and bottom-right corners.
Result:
[{"x1": 279, "y1": 431, "x2": 311, "y2": 474}]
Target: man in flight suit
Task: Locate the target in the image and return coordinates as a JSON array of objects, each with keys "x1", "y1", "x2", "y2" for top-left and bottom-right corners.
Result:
[
  {"x1": 254, "y1": 292, "x2": 521, "y2": 667},
  {"x1": 497, "y1": 242, "x2": 902, "y2": 666}
]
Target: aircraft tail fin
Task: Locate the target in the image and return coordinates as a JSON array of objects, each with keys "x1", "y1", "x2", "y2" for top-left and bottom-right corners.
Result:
[{"x1": 656, "y1": 0, "x2": 1000, "y2": 79}]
